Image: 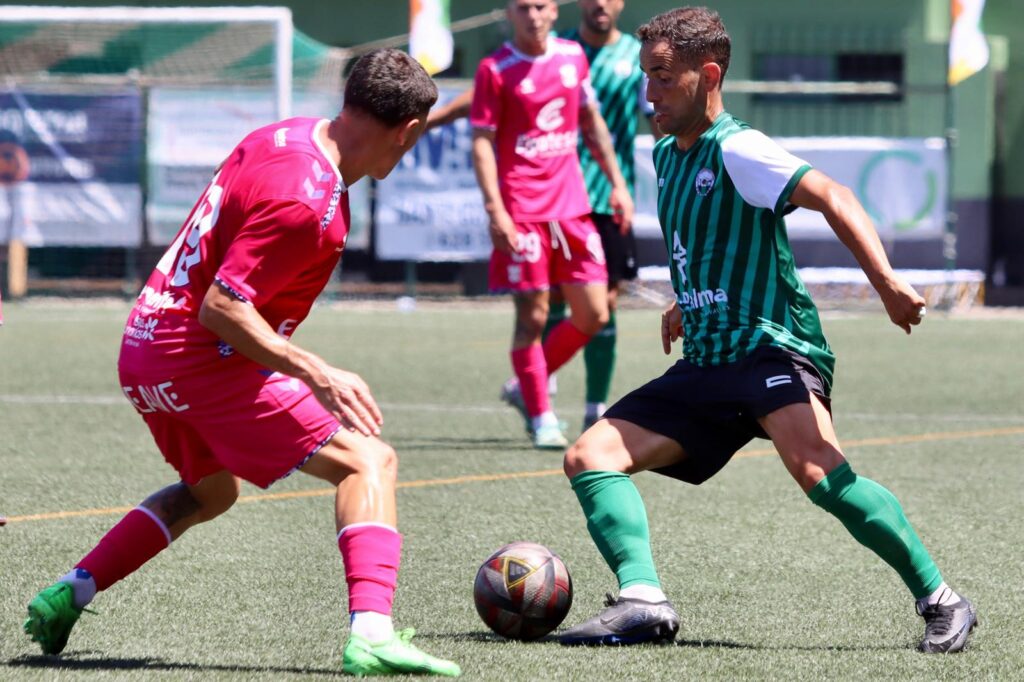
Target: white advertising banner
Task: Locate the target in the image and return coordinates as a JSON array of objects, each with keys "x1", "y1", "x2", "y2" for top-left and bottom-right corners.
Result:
[
  {"x1": 147, "y1": 88, "x2": 371, "y2": 250},
  {"x1": 376, "y1": 106, "x2": 947, "y2": 262},
  {"x1": 776, "y1": 137, "x2": 947, "y2": 239},
  {"x1": 375, "y1": 89, "x2": 488, "y2": 261},
  {"x1": 635, "y1": 135, "x2": 947, "y2": 241}
]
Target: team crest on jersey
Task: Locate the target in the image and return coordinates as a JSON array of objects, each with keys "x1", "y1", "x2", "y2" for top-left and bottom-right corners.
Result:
[
  {"x1": 614, "y1": 59, "x2": 633, "y2": 78},
  {"x1": 559, "y1": 64, "x2": 578, "y2": 88},
  {"x1": 536, "y1": 98, "x2": 566, "y2": 132},
  {"x1": 519, "y1": 78, "x2": 536, "y2": 94},
  {"x1": 695, "y1": 168, "x2": 716, "y2": 196}
]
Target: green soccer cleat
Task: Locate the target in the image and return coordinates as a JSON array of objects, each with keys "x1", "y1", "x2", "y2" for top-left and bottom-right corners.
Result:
[
  {"x1": 23, "y1": 583, "x2": 83, "y2": 656},
  {"x1": 342, "y1": 628, "x2": 461, "y2": 677}
]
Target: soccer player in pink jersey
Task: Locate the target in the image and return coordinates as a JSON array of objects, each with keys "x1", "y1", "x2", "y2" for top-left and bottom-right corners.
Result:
[
  {"x1": 23, "y1": 49, "x2": 460, "y2": 677},
  {"x1": 472, "y1": 0, "x2": 634, "y2": 449}
]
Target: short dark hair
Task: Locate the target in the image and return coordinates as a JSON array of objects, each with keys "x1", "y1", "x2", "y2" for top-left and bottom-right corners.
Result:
[
  {"x1": 343, "y1": 48, "x2": 438, "y2": 127},
  {"x1": 637, "y1": 7, "x2": 731, "y2": 78}
]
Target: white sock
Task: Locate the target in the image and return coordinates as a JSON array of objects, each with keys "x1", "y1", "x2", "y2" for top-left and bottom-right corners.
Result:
[
  {"x1": 584, "y1": 402, "x2": 606, "y2": 420},
  {"x1": 619, "y1": 584, "x2": 668, "y2": 603},
  {"x1": 350, "y1": 610, "x2": 394, "y2": 644},
  {"x1": 531, "y1": 411, "x2": 559, "y2": 432},
  {"x1": 919, "y1": 582, "x2": 960, "y2": 608},
  {"x1": 59, "y1": 568, "x2": 97, "y2": 609}
]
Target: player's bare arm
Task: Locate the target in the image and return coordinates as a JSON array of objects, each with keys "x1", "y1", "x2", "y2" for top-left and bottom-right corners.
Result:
[
  {"x1": 579, "y1": 101, "x2": 634, "y2": 232},
  {"x1": 426, "y1": 87, "x2": 473, "y2": 131},
  {"x1": 660, "y1": 300, "x2": 683, "y2": 354},
  {"x1": 790, "y1": 169, "x2": 925, "y2": 334},
  {"x1": 471, "y1": 127, "x2": 519, "y2": 254},
  {"x1": 198, "y1": 282, "x2": 383, "y2": 436}
]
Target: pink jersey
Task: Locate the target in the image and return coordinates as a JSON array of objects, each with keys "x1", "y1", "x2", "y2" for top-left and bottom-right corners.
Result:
[
  {"x1": 119, "y1": 117, "x2": 350, "y2": 377},
  {"x1": 470, "y1": 37, "x2": 593, "y2": 222}
]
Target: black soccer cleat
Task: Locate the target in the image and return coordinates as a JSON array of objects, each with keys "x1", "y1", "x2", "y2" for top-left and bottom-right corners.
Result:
[
  {"x1": 917, "y1": 595, "x2": 978, "y2": 653},
  {"x1": 558, "y1": 593, "x2": 679, "y2": 646}
]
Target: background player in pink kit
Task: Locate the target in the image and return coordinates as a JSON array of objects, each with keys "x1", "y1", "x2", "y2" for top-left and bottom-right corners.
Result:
[
  {"x1": 472, "y1": 0, "x2": 634, "y2": 449},
  {"x1": 23, "y1": 49, "x2": 460, "y2": 677}
]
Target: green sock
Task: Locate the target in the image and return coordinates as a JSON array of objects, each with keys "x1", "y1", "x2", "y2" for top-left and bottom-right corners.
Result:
[
  {"x1": 570, "y1": 470, "x2": 661, "y2": 589},
  {"x1": 809, "y1": 462, "x2": 943, "y2": 599},
  {"x1": 543, "y1": 301, "x2": 567, "y2": 343},
  {"x1": 584, "y1": 310, "x2": 616, "y2": 405}
]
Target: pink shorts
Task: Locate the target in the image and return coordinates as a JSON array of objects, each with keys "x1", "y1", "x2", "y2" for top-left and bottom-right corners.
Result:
[
  {"x1": 489, "y1": 215, "x2": 608, "y2": 293},
  {"x1": 118, "y1": 364, "x2": 340, "y2": 488}
]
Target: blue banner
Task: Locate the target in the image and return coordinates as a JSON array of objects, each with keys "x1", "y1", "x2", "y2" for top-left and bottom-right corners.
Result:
[{"x1": 0, "y1": 89, "x2": 143, "y2": 246}]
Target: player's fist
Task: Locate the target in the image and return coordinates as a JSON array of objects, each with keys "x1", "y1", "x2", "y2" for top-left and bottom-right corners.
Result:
[
  {"x1": 661, "y1": 301, "x2": 683, "y2": 354},
  {"x1": 878, "y1": 277, "x2": 927, "y2": 335},
  {"x1": 487, "y1": 209, "x2": 519, "y2": 255}
]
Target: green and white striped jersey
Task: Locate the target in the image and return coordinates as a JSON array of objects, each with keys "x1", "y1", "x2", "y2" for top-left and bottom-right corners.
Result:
[
  {"x1": 562, "y1": 29, "x2": 650, "y2": 215},
  {"x1": 654, "y1": 111, "x2": 836, "y2": 392}
]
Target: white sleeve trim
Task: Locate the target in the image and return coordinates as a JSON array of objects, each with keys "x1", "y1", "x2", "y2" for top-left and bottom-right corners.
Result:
[{"x1": 721, "y1": 129, "x2": 810, "y2": 211}]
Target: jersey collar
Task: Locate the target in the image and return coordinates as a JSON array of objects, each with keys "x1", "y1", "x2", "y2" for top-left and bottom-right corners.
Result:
[{"x1": 311, "y1": 118, "x2": 347, "y2": 191}]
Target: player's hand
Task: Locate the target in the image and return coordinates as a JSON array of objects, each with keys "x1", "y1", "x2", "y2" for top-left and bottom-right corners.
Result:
[
  {"x1": 878, "y1": 277, "x2": 927, "y2": 334},
  {"x1": 609, "y1": 185, "x2": 635, "y2": 235},
  {"x1": 311, "y1": 367, "x2": 384, "y2": 436},
  {"x1": 661, "y1": 301, "x2": 683, "y2": 354},
  {"x1": 488, "y1": 209, "x2": 519, "y2": 255}
]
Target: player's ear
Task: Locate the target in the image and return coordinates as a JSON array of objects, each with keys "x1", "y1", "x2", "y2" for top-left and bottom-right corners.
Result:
[
  {"x1": 702, "y1": 61, "x2": 723, "y2": 92},
  {"x1": 396, "y1": 116, "x2": 425, "y2": 148}
]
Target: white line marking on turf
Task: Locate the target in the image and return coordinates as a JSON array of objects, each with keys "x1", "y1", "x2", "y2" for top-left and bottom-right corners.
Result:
[{"x1": 1, "y1": 394, "x2": 1023, "y2": 424}]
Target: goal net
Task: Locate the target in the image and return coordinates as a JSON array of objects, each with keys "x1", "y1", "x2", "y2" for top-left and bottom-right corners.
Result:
[{"x1": 0, "y1": 6, "x2": 355, "y2": 295}]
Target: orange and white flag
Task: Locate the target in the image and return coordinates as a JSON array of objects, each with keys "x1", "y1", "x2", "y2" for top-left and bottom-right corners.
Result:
[
  {"x1": 410, "y1": 0, "x2": 453, "y2": 76},
  {"x1": 949, "y1": 0, "x2": 988, "y2": 85}
]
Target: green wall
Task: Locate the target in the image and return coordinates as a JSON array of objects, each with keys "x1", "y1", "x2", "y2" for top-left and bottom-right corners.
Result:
[{"x1": 15, "y1": 0, "x2": 1024, "y2": 278}]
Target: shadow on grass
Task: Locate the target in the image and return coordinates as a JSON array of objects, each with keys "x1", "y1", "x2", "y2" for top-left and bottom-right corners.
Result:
[
  {"x1": 5, "y1": 653, "x2": 346, "y2": 676},
  {"x1": 677, "y1": 638, "x2": 908, "y2": 652},
  {"x1": 415, "y1": 631, "x2": 907, "y2": 652}
]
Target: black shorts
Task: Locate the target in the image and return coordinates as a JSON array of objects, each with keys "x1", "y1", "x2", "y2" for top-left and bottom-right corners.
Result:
[
  {"x1": 592, "y1": 213, "x2": 638, "y2": 285},
  {"x1": 603, "y1": 345, "x2": 831, "y2": 485}
]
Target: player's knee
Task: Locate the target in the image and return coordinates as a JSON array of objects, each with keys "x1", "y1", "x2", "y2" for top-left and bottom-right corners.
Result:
[
  {"x1": 572, "y1": 307, "x2": 610, "y2": 336},
  {"x1": 563, "y1": 435, "x2": 607, "y2": 479},
  {"x1": 514, "y1": 310, "x2": 547, "y2": 341},
  {"x1": 351, "y1": 440, "x2": 398, "y2": 484},
  {"x1": 786, "y1": 446, "x2": 844, "y2": 493},
  {"x1": 195, "y1": 476, "x2": 240, "y2": 522}
]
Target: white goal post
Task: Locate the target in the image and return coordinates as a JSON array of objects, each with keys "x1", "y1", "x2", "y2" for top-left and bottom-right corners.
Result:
[{"x1": 0, "y1": 5, "x2": 294, "y2": 119}]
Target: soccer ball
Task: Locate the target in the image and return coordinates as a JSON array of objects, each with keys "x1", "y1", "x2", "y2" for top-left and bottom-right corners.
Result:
[{"x1": 473, "y1": 541, "x2": 573, "y2": 640}]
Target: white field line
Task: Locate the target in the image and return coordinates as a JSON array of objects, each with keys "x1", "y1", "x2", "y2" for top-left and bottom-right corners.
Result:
[{"x1": 0, "y1": 393, "x2": 1022, "y2": 423}]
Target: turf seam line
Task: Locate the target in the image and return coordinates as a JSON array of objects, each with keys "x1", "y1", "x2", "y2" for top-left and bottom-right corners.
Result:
[{"x1": 4, "y1": 426, "x2": 1022, "y2": 525}]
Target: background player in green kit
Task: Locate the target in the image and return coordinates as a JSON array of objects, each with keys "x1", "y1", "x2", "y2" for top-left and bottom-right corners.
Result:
[
  {"x1": 557, "y1": 7, "x2": 978, "y2": 654},
  {"x1": 428, "y1": 1, "x2": 657, "y2": 432},
  {"x1": 541, "y1": 0, "x2": 660, "y2": 430}
]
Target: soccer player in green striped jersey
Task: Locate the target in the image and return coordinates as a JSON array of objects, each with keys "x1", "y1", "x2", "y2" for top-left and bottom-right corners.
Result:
[{"x1": 559, "y1": 7, "x2": 977, "y2": 653}]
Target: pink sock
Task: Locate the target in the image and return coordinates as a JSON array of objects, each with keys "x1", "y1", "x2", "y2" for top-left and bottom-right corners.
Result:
[
  {"x1": 337, "y1": 523, "x2": 402, "y2": 615},
  {"x1": 76, "y1": 508, "x2": 172, "y2": 591},
  {"x1": 511, "y1": 344, "x2": 550, "y2": 417},
  {"x1": 543, "y1": 320, "x2": 593, "y2": 375}
]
